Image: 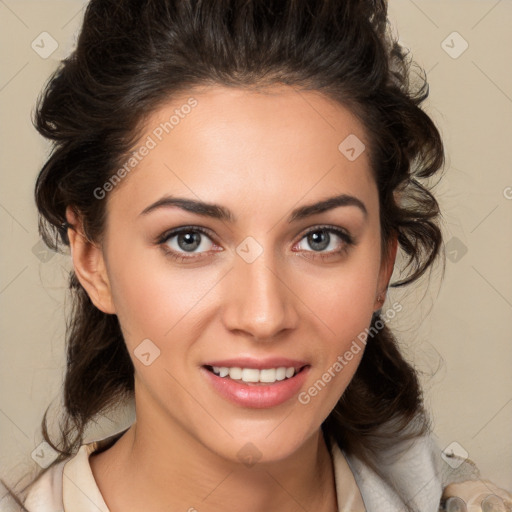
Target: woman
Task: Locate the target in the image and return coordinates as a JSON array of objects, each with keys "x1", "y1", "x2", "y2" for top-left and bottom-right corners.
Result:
[{"x1": 5, "y1": 0, "x2": 511, "y2": 510}]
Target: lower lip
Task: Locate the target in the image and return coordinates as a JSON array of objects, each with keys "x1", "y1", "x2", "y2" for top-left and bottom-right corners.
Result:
[{"x1": 201, "y1": 366, "x2": 310, "y2": 409}]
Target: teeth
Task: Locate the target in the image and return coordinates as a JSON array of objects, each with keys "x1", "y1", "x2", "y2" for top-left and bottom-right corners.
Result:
[
  {"x1": 259, "y1": 368, "x2": 276, "y2": 383},
  {"x1": 229, "y1": 367, "x2": 242, "y2": 380},
  {"x1": 242, "y1": 368, "x2": 260, "y2": 382},
  {"x1": 210, "y1": 366, "x2": 299, "y2": 383},
  {"x1": 275, "y1": 367, "x2": 286, "y2": 381}
]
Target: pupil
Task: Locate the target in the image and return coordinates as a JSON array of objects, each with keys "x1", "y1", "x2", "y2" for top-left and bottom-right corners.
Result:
[
  {"x1": 309, "y1": 230, "x2": 329, "y2": 251},
  {"x1": 179, "y1": 232, "x2": 200, "y2": 252}
]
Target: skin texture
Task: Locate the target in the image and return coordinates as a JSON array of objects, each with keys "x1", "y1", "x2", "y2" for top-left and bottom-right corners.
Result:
[{"x1": 65, "y1": 85, "x2": 398, "y2": 511}]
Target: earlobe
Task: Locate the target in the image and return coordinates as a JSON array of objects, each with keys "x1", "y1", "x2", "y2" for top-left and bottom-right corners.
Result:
[{"x1": 65, "y1": 206, "x2": 116, "y2": 314}]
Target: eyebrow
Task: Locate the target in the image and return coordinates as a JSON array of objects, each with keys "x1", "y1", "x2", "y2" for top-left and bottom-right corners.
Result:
[{"x1": 139, "y1": 193, "x2": 368, "y2": 223}]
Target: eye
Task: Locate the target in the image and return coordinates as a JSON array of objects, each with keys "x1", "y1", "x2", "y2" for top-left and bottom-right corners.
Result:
[
  {"x1": 156, "y1": 225, "x2": 355, "y2": 263},
  {"x1": 294, "y1": 226, "x2": 355, "y2": 260},
  {"x1": 157, "y1": 226, "x2": 219, "y2": 262}
]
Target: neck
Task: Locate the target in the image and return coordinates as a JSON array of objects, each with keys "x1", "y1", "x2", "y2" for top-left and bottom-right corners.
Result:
[{"x1": 91, "y1": 400, "x2": 337, "y2": 512}]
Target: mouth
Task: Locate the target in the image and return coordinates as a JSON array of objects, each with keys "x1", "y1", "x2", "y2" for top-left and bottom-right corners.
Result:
[
  {"x1": 203, "y1": 364, "x2": 308, "y2": 385},
  {"x1": 201, "y1": 359, "x2": 311, "y2": 408}
]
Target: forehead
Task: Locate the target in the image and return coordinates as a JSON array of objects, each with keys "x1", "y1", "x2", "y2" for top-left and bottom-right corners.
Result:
[{"x1": 106, "y1": 84, "x2": 377, "y2": 222}]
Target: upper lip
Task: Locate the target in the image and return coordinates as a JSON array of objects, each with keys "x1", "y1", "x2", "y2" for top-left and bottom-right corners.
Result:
[{"x1": 203, "y1": 357, "x2": 309, "y2": 370}]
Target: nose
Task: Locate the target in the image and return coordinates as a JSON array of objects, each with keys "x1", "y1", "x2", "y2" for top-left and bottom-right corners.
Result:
[{"x1": 221, "y1": 246, "x2": 299, "y2": 341}]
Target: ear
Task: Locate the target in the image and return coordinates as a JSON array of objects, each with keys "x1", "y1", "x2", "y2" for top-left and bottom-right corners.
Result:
[
  {"x1": 374, "y1": 232, "x2": 398, "y2": 311},
  {"x1": 65, "y1": 206, "x2": 116, "y2": 314}
]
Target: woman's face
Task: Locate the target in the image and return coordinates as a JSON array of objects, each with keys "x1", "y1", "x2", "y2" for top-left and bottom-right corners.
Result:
[{"x1": 73, "y1": 85, "x2": 395, "y2": 463}]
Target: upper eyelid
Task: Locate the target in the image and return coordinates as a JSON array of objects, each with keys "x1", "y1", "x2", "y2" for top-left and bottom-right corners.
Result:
[
  {"x1": 301, "y1": 225, "x2": 352, "y2": 238},
  {"x1": 158, "y1": 224, "x2": 353, "y2": 249},
  {"x1": 157, "y1": 225, "x2": 215, "y2": 243}
]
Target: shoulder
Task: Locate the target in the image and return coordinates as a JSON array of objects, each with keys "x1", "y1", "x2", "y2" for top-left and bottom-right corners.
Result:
[
  {"x1": 339, "y1": 433, "x2": 479, "y2": 512},
  {"x1": 342, "y1": 435, "x2": 443, "y2": 512},
  {"x1": 22, "y1": 432, "x2": 124, "y2": 512},
  {"x1": 22, "y1": 439, "x2": 108, "y2": 512},
  {"x1": 23, "y1": 460, "x2": 67, "y2": 512}
]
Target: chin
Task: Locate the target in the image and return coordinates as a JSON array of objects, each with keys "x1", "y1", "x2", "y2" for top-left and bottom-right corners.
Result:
[{"x1": 200, "y1": 424, "x2": 317, "y2": 467}]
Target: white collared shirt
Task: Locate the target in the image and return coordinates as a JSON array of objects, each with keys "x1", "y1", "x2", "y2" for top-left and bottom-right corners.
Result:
[{"x1": 21, "y1": 432, "x2": 475, "y2": 512}]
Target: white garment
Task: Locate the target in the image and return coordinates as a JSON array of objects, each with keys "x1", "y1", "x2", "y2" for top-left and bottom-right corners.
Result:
[{"x1": 20, "y1": 432, "x2": 473, "y2": 512}]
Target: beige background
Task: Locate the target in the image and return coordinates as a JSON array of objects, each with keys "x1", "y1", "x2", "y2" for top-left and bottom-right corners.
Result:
[{"x1": 0, "y1": 0, "x2": 511, "y2": 498}]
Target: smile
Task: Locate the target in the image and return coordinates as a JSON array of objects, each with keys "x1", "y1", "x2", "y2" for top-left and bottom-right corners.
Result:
[
  {"x1": 201, "y1": 362, "x2": 310, "y2": 408},
  {"x1": 206, "y1": 365, "x2": 302, "y2": 384}
]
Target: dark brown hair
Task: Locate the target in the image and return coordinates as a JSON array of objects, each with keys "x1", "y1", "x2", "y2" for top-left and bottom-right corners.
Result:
[{"x1": 12, "y1": 0, "x2": 445, "y2": 507}]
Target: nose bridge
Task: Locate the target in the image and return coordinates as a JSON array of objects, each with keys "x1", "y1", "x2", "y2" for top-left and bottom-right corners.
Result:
[{"x1": 223, "y1": 238, "x2": 298, "y2": 339}]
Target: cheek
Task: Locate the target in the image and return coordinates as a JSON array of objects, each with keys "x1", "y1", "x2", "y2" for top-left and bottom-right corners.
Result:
[
  {"x1": 299, "y1": 277, "x2": 376, "y2": 415},
  {"x1": 301, "y1": 251, "x2": 381, "y2": 331},
  {"x1": 310, "y1": 276, "x2": 375, "y2": 323},
  {"x1": 105, "y1": 242, "x2": 225, "y2": 351},
  {"x1": 296, "y1": 244, "x2": 381, "y2": 392}
]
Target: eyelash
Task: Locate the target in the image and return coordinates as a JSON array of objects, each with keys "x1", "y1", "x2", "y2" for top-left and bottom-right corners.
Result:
[{"x1": 156, "y1": 225, "x2": 355, "y2": 263}]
